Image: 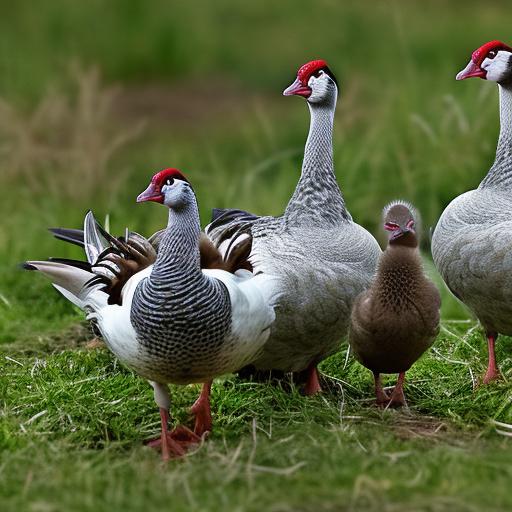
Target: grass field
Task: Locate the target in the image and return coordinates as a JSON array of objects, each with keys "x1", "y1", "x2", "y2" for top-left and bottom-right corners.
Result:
[{"x1": 1, "y1": 1, "x2": 512, "y2": 510}]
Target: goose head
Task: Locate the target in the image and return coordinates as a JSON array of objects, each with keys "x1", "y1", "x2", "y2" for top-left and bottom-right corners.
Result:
[
  {"x1": 456, "y1": 40, "x2": 512, "y2": 84},
  {"x1": 137, "y1": 168, "x2": 193, "y2": 210},
  {"x1": 383, "y1": 201, "x2": 418, "y2": 247},
  {"x1": 283, "y1": 59, "x2": 338, "y2": 105}
]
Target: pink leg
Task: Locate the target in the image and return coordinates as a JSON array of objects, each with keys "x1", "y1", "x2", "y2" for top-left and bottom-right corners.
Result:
[
  {"x1": 373, "y1": 372, "x2": 390, "y2": 407},
  {"x1": 482, "y1": 332, "x2": 502, "y2": 385},
  {"x1": 303, "y1": 364, "x2": 322, "y2": 396},
  {"x1": 190, "y1": 381, "x2": 213, "y2": 436},
  {"x1": 158, "y1": 408, "x2": 184, "y2": 461},
  {"x1": 146, "y1": 408, "x2": 201, "y2": 461},
  {"x1": 387, "y1": 372, "x2": 407, "y2": 408}
]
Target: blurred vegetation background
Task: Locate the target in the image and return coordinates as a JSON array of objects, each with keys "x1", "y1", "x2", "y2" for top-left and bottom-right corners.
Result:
[{"x1": 0, "y1": 0, "x2": 510, "y2": 343}]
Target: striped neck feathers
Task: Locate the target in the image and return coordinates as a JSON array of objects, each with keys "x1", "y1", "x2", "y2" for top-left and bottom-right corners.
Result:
[
  {"x1": 149, "y1": 198, "x2": 202, "y2": 282},
  {"x1": 285, "y1": 101, "x2": 350, "y2": 225}
]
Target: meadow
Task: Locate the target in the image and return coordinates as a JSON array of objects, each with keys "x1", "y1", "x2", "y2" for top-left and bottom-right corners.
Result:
[{"x1": 1, "y1": 1, "x2": 512, "y2": 510}]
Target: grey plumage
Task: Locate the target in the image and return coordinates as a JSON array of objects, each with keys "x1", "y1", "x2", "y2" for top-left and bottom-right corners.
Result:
[
  {"x1": 207, "y1": 64, "x2": 381, "y2": 373},
  {"x1": 432, "y1": 51, "x2": 512, "y2": 383}
]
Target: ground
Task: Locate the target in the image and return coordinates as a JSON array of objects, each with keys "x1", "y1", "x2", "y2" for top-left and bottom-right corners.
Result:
[{"x1": 1, "y1": 321, "x2": 512, "y2": 512}]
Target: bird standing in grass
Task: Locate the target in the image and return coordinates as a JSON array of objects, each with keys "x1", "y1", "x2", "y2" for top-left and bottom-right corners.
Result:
[
  {"x1": 432, "y1": 40, "x2": 512, "y2": 385},
  {"x1": 349, "y1": 201, "x2": 440, "y2": 407},
  {"x1": 25, "y1": 168, "x2": 279, "y2": 460},
  {"x1": 207, "y1": 60, "x2": 381, "y2": 393}
]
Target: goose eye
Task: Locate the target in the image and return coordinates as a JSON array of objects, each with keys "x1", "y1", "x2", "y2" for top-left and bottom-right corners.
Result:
[
  {"x1": 487, "y1": 50, "x2": 498, "y2": 59},
  {"x1": 165, "y1": 178, "x2": 174, "y2": 186},
  {"x1": 313, "y1": 69, "x2": 323, "y2": 78}
]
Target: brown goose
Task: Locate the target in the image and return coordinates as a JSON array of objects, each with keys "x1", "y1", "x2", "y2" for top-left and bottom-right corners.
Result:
[{"x1": 349, "y1": 201, "x2": 441, "y2": 407}]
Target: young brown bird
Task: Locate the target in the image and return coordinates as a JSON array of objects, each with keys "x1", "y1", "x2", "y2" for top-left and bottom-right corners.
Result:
[{"x1": 349, "y1": 201, "x2": 441, "y2": 407}]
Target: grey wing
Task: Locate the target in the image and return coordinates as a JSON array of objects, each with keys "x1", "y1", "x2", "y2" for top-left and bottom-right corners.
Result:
[{"x1": 443, "y1": 227, "x2": 512, "y2": 303}]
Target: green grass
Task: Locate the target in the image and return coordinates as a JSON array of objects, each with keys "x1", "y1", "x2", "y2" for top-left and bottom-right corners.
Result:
[
  {"x1": 2, "y1": 1, "x2": 512, "y2": 510},
  {"x1": 2, "y1": 324, "x2": 512, "y2": 511}
]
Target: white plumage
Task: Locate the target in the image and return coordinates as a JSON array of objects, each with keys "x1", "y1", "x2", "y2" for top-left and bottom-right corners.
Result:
[{"x1": 25, "y1": 170, "x2": 279, "y2": 459}]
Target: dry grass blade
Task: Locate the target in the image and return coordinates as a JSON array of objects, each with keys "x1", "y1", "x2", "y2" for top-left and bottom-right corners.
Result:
[{"x1": 0, "y1": 65, "x2": 144, "y2": 201}]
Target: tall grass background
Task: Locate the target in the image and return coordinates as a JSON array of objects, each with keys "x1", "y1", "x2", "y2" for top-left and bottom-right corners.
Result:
[{"x1": 0, "y1": 0, "x2": 508, "y2": 340}]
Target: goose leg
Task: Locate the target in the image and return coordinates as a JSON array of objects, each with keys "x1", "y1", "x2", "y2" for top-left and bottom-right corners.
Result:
[
  {"x1": 190, "y1": 381, "x2": 213, "y2": 436},
  {"x1": 303, "y1": 363, "x2": 322, "y2": 396},
  {"x1": 158, "y1": 408, "x2": 185, "y2": 461},
  {"x1": 373, "y1": 372, "x2": 390, "y2": 406},
  {"x1": 146, "y1": 382, "x2": 200, "y2": 460},
  {"x1": 387, "y1": 372, "x2": 407, "y2": 408},
  {"x1": 482, "y1": 332, "x2": 502, "y2": 385}
]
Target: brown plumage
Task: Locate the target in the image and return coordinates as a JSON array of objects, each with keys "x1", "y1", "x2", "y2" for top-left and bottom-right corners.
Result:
[
  {"x1": 349, "y1": 201, "x2": 441, "y2": 407},
  {"x1": 50, "y1": 225, "x2": 252, "y2": 307},
  {"x1": 150, "y1": 229, "x2": 252, "y2": 273}
]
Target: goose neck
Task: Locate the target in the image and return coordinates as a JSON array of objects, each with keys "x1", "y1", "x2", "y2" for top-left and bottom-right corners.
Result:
[
  {"x1": 480, "y1": 83, "x2": 512, "y2": 188},
  {"x1": 284, "y1": 100, "x2": 349, "y2": 224},
  {"x1": 150, "y1": 202, "x2": 202, "y2": 281},
  {"x1": 302, "y1": 102, "x2": 335, "y2": 172}
]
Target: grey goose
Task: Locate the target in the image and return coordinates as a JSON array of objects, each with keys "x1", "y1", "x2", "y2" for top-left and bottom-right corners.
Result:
[
  {"x1": 207, "y1": 59, "x2": 381, "y2": 393},
  {"x1": 432, "y1": 40, "x2": 512, "y2": 385}
]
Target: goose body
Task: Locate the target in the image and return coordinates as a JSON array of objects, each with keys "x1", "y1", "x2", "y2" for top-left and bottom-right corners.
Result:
[
  {"x1": 26, "y1": 169, "x2": 278, "y2": 459},
  {"x1": 351, "y1": 202, "x2": 440, "y2": 406},
  {"x1": 236, "y1": 220, "x2": 380, "y2": 372},
  {"x1": 432, "y1": 188, "x2": 512, "y2": 335},
  {"x1": 207, "y1": 60, "x2": 381, "y2": 381},
  {"x1": 89, "y1": 265, "x2": 274, "y2": 385},
  {"x1": 432, "y1": 40, "x2": 512, "y2": 383}
]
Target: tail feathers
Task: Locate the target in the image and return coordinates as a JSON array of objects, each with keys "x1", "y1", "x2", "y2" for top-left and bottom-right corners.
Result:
[
  {"x1": 52, "y1": 283, "x2": 86, "y2": 309},
  {"x1": 24, "y1": 260, "x2": 108, "y2": 312},
  {"x1": 205, "y1": 208, "x2": 258, "y2": 247},
  {"x1": 48, "y1": 257, "x2": 92, "y2": 272},
  {"x1": 49, "y1": 228, "x2": 85, "y2": 248},
  {"x1": 148, "y1": 228, "x2": 166, "y2": 251},
  {"x1": 222, "y1": 234, "x2": 253, "y2": 272},
  {"x1": 209, "y1": 208, "x2": 259, "y2": 226},
  {"x1": 83, "y1": 211, "x2": 110, "y2": 264}
]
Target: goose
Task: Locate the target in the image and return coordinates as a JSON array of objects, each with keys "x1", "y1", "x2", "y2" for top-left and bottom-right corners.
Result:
[
  {"x1": 25, "y1": 168, "x2": 279, "y2": 460},
  {"x1": 432, "y1": 40, "x2": 512, "y2": 384},
  {"x1": 350, "y1": 201, "x2": 440, "y2": 407},
  {"x1": 206, "y1": 60, "x2": 381, "y2": 392}
]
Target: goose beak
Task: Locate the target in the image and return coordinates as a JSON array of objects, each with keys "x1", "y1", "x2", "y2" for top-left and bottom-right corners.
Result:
[
  {"x1": 283, "y1": 77, "x2": 312, "y2": 97},
  {"x1": 137, "y1": 183, "x2": 163, "y2": 203},
  {"x1": 456, "y1": 59, "x2": 486, "y2": 80},
  {"x1": 390, "y1": 227, "x2": 414, "y2": 240}
]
